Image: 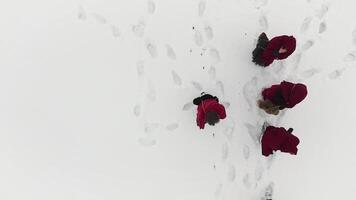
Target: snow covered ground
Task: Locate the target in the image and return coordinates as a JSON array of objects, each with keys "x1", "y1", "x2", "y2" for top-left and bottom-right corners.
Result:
[{"x1": 0, "y1": 0, "x2": 355, "y2": 199}]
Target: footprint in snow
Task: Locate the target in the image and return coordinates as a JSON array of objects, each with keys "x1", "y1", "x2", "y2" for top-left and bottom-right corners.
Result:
[
  {"x1": 262, "y1": 182, "x2": 274, "y2": 200},
  {"x1": 352, "y1": 29, "x2": 356, "y2": 45},
  {"x1": 253, "y1": 0, "x2": 268, "y2": 9},
  {"x1": 259, "y1": 14, "x2": 268, "y2": 30},
  {"x1": 133, "y1": 104, "x2": 141, "y2": 117},
  {"x1": 300, "y1": 68, "x2": 321, "y2": 79},
  {"x1": 224, "y1": 126, "x2": 234, "y2": 141},
  {"x1": 243, "y1": 174, "x2": 251, "y2": 188},
  {"x1": 194, "y1": 30, "x2": 204, "y2": 46},
  {"x1": 204, "y1": 25, "x2": 214, "y2": 40},
  {"x1": 245, "y1": 123, "x2": 262, "y2": 145},
  {"x1": 147, "y1": 0, "x2": 156, "y2": 14},
  {"x1": 254, "y1": 161, "x2": 264, "y2": 182},
  {"x1": 89, "y1": 13, "x2": 107, "y2": 24},
  {"x1": 209, "y1": 48, "x2": 221, "y2": 64},
  {"x1": 182, "y1": 102, "x2": 194, "y2": 111},
  {"x1": 227, "y1": 165, "x2": 236, "y2": 182},
  {"x1": 132, "y1": 18, "x2": 146, "y2": 37},
  {"x1": 319, "y1": 22, "x2": 327, "y2": 34},
  {"x1": 171, "y1": 70, "x2": 182, "y2": 86},
  {"x1": 111, "y1": 25, "x2": 121, "y2": 37},
  {"x1": 221, "y1": 102, "x2": 230, "y2": 109},
  {"x1": 198, "y1": 1, "x2": 206, "y2": 17},
  {"x1": 344, "y1": 52, "x2": 356, "y2": 62},
  {"x1": 316, "y1": 3, "x2": 329, "y2": 19},
  {"x1": 208, "y1": 66, "x2": 216, "y2": 79},
  {"x1": 242, "y1": 77, "x2": 258, "y2": 110},
  {"x1": 145, "y1": 40, "x2": 158, "y2": 58},
  {"x1": 221, "y1": 143, "x2": 229, "y2": 161},
  {"x1": 214, "y1": 184, "x2": 223, "y2": 199},
  {"x1": 144, "y1": 123, "x2": 159, "y2": 133},
  {"x1": 166, "y1": 123, "x2": 179, "y2": 131},
  {"x1": 243, "y1": 145, "x2": 250, "y2": 160},
  {"x1": 78, "y1": 5, "x2": 87, "y2": 20},
  {"x1": 136, "y1": 60, "x2": 145, "y2": 77},
  {"x1": 138, "y1": 137, "x2": 156, "y2": 146},
  {"x1": 329, "y1": 68, "x2": 346, "y2": 80},
  {"x1": 300, "y1": 17, "x2": 312, "y2": 33},
  {"x1": 166, "y1": 44, "x2": 176, "y2": 60},
  {"x1": 191, "y1": 81, "x2": 203, "y2": 91},
  {"x1": 302, "y1": 40, "x2": 314, "y2": 51},
  {"x1": 146, "y1": 81, "x2": 156, "y2": 102},
  {"x1": 216, "y1": 81, "x2": 225, "y2": 95}
]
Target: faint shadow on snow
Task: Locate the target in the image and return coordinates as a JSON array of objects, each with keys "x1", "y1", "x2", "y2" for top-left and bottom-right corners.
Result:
[
  {"x1": 209, "y1": 66, "x2": 217, "y2": 79},
  {"x1": 254, "y1": 160, "x2": 264, "y2": 182},
  {"x1": 223, "y1": 126, "x2": 234, "y2": 141}
]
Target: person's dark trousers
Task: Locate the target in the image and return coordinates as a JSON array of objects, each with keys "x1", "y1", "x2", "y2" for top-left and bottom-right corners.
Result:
[
  {"x1": 252, "y1": 32, "x2": 269, "y2": 66},
  {"x1": 193, "y1": 94, "x2": 219, "y2": 105}
]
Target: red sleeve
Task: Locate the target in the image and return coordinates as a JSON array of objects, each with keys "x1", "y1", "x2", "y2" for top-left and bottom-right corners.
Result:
[
  {"x1": 262, "y1": 145, "x2": 273, "y2": 157},
  {"x1": 196, "y1": 106, "x2": 205, "y2": 129},
  {"x1": 215, "y1": 104, "x2": 226, "y2": 119}
]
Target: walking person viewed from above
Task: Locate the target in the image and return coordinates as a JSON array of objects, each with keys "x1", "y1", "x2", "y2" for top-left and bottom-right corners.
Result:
[
  {"x1": 261, "y1": 125, "x2": 300, "y2": 157},
  {"x1": 258, "y1": 81, "x2": 308, "y2": 115},
  {"x1": 193, "y1": 93, "x2": 226, "y2": 129},
  {"x1": 252, "y1": 32, "x2": 296, "y2": 67}
]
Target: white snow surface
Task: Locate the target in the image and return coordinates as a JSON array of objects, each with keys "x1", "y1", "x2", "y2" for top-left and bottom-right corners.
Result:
[{"x1": 0, "y1": 0, "x2": 355, "y2": 199}]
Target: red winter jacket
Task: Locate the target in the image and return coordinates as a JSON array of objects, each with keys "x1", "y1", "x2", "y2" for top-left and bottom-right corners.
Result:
[
  {"x1": 261, "y1": 126, "x2": 300, "y2": 156},
  {"x1": 196, "y1": 99, "x2": 226, "y2": 129},
  {"x1": 261, "y1": 35, "x2": 296, "y2": 66},
  {"x1": 262, "y1": 81, "x2": 308, "y2": 109}
]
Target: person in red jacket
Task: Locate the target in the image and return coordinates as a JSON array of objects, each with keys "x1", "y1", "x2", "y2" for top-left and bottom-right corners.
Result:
[
  {"x1": 193, "y1": 93, "x2": 226, "y2": 129},
  {"x1": 261, "y1": 126, "x2": 300, "y2": 156},
  {"x1": 252, "y1": 32, "x2": 296, "y2": 67},
  {"x1": 258, "y1": 81, "x2": 308, "y2": 115}
]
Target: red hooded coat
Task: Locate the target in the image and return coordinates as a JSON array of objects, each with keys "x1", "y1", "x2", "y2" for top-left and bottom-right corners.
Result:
[
  {"x1": 262, "y1": 81, "x2": 308, "y2": 109},
  {"x1": 261, "y1": 126, "x2": 300, "y2": 156},
  {"x1": 261, "y1": 35, "x2": 296, "y2": 66},
  {"x1": 196, "y1": 99, "x2": 226, "y2": 129}
]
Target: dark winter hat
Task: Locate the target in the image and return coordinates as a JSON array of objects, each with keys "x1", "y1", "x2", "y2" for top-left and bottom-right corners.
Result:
[{"x1": 284, "y1": 36, "x2": 296, "y2": 52}]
